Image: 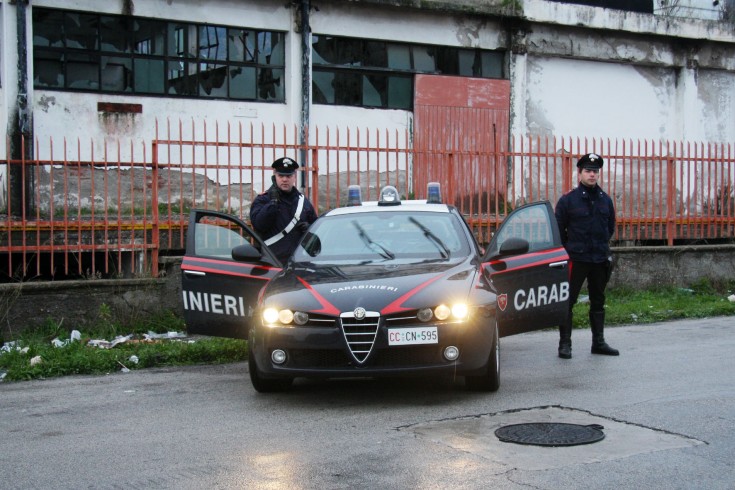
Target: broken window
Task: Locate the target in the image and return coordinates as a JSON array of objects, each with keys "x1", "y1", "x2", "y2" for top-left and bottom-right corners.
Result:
[
  {"x1": 312, "y1": 35, "x2": 506, "y2": 109},
  {"x1": 32, "y1": 7, "x2": 285, "y2": 102}
]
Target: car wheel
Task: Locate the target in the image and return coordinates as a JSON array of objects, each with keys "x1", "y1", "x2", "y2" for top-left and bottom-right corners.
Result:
[
  {"x1": 465, "y1": 321, "x2": 500, "y2": 392},
  {"x1": 248, "y1": 343, "x2": 293, "y2": 393}
]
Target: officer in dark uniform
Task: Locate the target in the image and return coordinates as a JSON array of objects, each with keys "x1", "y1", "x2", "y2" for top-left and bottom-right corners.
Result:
[
  {"x1": 555, "y1": 153, "x2": 619, "y2": 359},
  {"x1": 250, "y1": 157, "x2": 317, "y2": 265}
]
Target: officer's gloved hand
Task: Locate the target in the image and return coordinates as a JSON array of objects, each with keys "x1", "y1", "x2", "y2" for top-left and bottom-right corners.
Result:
[
  {"x1": 268, "y1": 185, "x2": 280, "y2": 205},
  {"x1": 295, "y1": 221, "x2": 309, "y2": 233}
]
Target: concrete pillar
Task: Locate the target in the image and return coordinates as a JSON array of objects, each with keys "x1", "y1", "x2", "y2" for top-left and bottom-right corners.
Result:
[{"x1": 509, "y1": 27, "x2": 528, "y2": 203}]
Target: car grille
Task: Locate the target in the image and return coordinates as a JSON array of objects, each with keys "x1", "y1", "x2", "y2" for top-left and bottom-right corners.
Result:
[
  {"x1": 287, "y1": 345, "x2": 443, "y2": 369},
  {"x1": 340, "y1": 310, "x2": 380, "y2": 364}
]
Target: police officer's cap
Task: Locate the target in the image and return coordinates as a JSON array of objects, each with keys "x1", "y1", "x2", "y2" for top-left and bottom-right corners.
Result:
[
  {"x1": 271, "y1": 157, "x2": 299, "y2": 175},
  {"x1": 577, "y1": 153, "x2": 604, "y2": 170}
]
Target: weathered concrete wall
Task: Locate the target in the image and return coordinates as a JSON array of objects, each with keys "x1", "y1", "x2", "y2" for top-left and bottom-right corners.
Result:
[
  {"x1": 608, "y1": 245, "x2": 735, "y2": 290},
  {"x1": 1, "y1": 247, "x2": 733, "y2": 339}
]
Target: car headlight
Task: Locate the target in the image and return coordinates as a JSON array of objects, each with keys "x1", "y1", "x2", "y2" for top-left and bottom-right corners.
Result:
[
  {"x1": 451, "y1": 303, "x2": 469, "y2": 320},
  {"x1": 262, "y1": 308, "x2": 309, "y2": 326},
  {"x1": 417, "y1": 308, "x2": 434, "y2": 322},
  {"x1": 434, "y1": 303, "x2": 469, "y2": 321},
  {"x1": 262, "y1": 307, "x2": 280, "y2": 324}
]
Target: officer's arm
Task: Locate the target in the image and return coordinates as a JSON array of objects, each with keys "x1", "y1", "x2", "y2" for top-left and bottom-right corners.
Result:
[
  {"x1": 554, "y1": 198, "x2": 568, "y2": 244},
  {"x1": 608, "y1": 197, "x2": 616, "y2": 240},
  {"x1": 249, "y1": 195, "x2": 277, "y2": 232}
]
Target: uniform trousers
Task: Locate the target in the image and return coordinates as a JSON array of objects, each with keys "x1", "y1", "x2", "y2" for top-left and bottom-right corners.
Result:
[{"x1": 568, "y1": 260, "x2": 609, "y2": 316}]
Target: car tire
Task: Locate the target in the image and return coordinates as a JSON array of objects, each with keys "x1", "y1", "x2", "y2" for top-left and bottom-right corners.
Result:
[
  {"x1": 248, "y1": 343, "x2": 293, "y2": 393},
  {"x1": 465, "y1": 321, "x2": 500, "y2": 392}
]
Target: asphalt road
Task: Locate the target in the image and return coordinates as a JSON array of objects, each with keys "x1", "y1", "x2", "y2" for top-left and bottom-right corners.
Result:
[{"x1": 1, "y1": 317, "x2": 733, "y2": 490}]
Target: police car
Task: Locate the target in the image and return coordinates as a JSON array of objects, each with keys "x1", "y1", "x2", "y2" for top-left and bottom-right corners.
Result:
[{"x1": 181, "y1": 184, "x2": 570, "y2": 392}]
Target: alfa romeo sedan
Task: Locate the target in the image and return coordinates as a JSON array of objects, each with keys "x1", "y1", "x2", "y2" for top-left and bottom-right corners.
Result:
[{"x1": 181, "y1": 184, "x2": 570, "y2": 392}]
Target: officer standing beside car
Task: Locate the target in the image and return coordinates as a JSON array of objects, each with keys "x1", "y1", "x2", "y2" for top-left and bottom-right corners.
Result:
[
  {"x1": 555, "y1": 153, "x2": 619, "y2": 359},
  {"x1": 250, "y1": 157, "x2": 317, "y2": 265}
]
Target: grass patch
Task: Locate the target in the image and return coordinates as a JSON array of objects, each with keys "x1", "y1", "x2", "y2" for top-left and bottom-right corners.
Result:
[
  {"x1": 2, "y1": 281, "x2": 734, "y2": 382},
  {"x1": 574, "y1": 280, "x2": 735, "y2": 327},
  {"x1": 0, "y1": 311, "x2": 246, "y2": 382}
]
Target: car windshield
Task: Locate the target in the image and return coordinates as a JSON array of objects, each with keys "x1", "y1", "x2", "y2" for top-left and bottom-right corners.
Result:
[{"x1": 293, "y1": 210, "x2": 471, "y2": 264}]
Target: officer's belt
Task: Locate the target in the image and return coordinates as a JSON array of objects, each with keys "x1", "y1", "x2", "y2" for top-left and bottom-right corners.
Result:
[{"x1": 265, "y1": 194, "x2": 305, "y2": 246}]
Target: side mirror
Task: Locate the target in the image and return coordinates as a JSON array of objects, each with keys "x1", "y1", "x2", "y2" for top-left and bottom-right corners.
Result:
[
  {"x1": 496, "y1": 237, "x2": 530, "y2": 258},
  {"x1": 231, "y1": 243, "x2": 263, "y2": 262}
]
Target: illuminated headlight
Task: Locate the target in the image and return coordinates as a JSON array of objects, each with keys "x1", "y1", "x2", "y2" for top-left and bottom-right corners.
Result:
[
  {"x1": 262, "y1": 308, "x2": 280, "y2": 324},
  {"x1": 434, "y1": 303, "x2": 469, "y2": 321},
  {"x1": 262, "y1": 308, "x2": 295, "y2": 325},
  {"x1": 434, "y1": 304, "x2": 451, "y2": 321},
  {"x1": 451, "y1": 303, "x2": 469, "y2": 320},
  {"x1": 417, "y1": 308, "x2": 433, "y2": 322},
  {"x1": 279, "y1": 309, "x2": 294, "y2": 324}
]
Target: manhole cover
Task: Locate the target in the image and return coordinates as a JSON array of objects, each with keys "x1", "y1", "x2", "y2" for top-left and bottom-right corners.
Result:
[{"x1": 495, "y1": 423, "x2": 605, "y2": 447}]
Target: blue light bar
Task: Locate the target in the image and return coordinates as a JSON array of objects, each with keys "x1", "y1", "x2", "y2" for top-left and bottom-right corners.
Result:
[
  {"x1": 347, "y1": 185, "x2": 362, "y2": 206},
  {"x1": 427, "y1": 182, "x2": 442, "y2": 204}
]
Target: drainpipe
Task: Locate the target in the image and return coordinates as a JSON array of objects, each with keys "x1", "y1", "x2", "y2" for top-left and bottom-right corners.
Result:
[
  {"x1": 10, "y1": 0, "x2": 34, "y2": 217},
  {"x1": 298, "y1": 0, "x2": 310, "y2": 187}
]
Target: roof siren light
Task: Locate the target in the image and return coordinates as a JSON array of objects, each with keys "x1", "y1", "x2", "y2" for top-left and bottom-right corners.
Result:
[
  {"x1": 378, "y1": 185, "x2": 401, "y2": 206},
  {"x1": 427, "y1": 182, "x2": 442, "y2": 204},
  {"x1": 347, "y1": 185, "x2": 362, "y2": 206}
]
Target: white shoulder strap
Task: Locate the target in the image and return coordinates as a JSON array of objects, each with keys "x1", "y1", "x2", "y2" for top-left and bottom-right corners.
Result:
[{"x1": 265, "y1": 194, "x2": 306, "y2": 246}]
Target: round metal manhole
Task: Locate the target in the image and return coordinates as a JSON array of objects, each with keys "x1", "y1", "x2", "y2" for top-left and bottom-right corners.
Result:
[{"x1": 495, "y1": 423, "x2": 605, "y2": 447}]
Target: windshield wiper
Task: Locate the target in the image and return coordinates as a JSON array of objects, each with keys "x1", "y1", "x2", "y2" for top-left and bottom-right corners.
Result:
[
  {"x1": 352, "y1": 220, "x2": 395, "y2": 260},
  {"x1": 408, "y1": 217, "x2": 450, "y2": 259}
]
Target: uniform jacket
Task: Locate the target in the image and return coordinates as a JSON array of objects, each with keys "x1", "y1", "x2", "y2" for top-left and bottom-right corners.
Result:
[
  {"x1": 250, "y1": 186, "x2": 317, "y2": 264},
  {"x1": 555, "y1": 183, "x2": 615, "y2": 263}
]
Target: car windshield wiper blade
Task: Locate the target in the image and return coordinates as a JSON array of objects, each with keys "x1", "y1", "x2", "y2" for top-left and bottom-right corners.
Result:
[
  {"x1": 352, "y1": 220, "x2": 395, "y2": 260},
  {"x1": 408, "y1": 217, "x2": 450, "y2": 259}
]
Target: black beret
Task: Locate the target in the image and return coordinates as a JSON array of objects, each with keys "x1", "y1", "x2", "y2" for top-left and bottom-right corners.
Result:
[
  {"x1": 577, "y1": 153, "x2": 604, "y2": 170},
  {"x1": 271, "y1": 157, "x2": 299, "y2": 175}
]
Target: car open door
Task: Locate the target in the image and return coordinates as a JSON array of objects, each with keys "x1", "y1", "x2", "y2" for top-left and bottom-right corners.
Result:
[
  {"x1": 482, "y1": 201, "x2": 570, "y2": 337},
  {"x1": 181, "y1": 210, "x2": 282, "y2": 339}
]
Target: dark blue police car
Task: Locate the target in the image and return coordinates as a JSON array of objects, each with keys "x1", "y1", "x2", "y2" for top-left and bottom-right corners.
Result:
[{"x1": 181, "y1": 184, "x2": 570, "y2": 392}]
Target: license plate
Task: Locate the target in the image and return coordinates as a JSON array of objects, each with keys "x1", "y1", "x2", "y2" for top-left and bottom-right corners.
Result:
[{"x1": 388, "y1": 327, "x2": 438, "y2": 346}]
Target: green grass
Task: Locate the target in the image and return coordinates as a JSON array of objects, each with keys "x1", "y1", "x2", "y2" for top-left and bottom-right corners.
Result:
[
  {"x1": 577, "y1": 280, "x2": 735, "y2": 327},
  {"x1": 1, "y1": 281, "x2": 734, "y2": 382},
  {"x1": 0, "y1": 311, "x2": 247, "y2": 382}
]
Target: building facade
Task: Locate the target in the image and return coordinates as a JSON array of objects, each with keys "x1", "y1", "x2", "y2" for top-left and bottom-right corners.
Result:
[{"x1": 1, "y1": 0, "x2": 734, "y2": 186}]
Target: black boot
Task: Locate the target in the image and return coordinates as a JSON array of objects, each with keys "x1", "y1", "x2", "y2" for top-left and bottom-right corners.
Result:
[
  {"x1": 558, "y1": 315, "x2": 572, "y2": 359},
  {"x1": 590, "y1": 311, "x2": 619, "y2": 356}
]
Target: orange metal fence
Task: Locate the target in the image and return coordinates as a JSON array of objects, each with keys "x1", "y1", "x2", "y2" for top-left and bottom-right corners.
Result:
[{"x1": 1, "y1": 123, "x2": 733, "y2": 280}]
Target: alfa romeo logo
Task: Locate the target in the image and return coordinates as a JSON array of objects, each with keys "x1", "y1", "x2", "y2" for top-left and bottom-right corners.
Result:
[{"x1": 353, "y1": 307, "x2": 366, "y2": 320}]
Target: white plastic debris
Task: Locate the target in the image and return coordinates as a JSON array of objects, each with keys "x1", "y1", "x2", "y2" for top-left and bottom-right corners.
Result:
[
  {"x1": 51, "y1": 330, "x2": 83, "y2": 348},
  {"x1": 1, "y1": 341, "x2": 20, "y2": 354},
  {"x1": 728, "y1": 294, "x2": 735, "y2": 303},
  {"x1": 30, "y1": 355, "x2": 43, "y2": 366},
  {"x1": 630, "y1": 313, "x2": 639, "y2": 321},
  {"x1": 87, "y1": 334, "x2": 134, "y2": 349},
  {"x1": 144, "y1": 331, "x2": 186, "y2": 340},
  {"x1": 0, "y1": 371, "x2": 7, "y2": 381},
  {"x1": 128, "y1": 355, "x2": 139, "y2": 364},
  {"x1": 117, "y1": 361, "x2": 130, "y2": 373}
]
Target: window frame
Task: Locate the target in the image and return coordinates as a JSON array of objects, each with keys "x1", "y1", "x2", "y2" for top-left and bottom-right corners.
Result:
[
  {"x1": 31, "y1": 7, "x2": 286, "y2": 102},
  {"x1": 311, "y1": 34, "x2": 506, "y2": 110}
]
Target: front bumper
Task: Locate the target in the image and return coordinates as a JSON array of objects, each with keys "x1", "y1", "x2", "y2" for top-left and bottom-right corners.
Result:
[{"x1": 250, "y1": 318, "x2": 494, "y2": 379}]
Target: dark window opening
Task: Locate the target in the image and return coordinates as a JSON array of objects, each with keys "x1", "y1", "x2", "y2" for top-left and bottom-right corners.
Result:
[
  {"x1": 312, "y1": 35, "x2": 505, "y2": 109},
  {"x1": 32, "y1": 7, "x2": 285, "y2": 102}
]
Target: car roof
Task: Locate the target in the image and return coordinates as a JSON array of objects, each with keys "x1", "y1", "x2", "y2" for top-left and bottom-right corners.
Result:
[{"x1": 325, "y1": 200, "x2": 452, "y2": 217}]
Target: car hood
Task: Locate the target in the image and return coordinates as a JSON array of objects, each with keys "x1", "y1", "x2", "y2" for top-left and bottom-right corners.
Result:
[{"x1": 261, "y1": 258, "x2": 481, "y2": 316}]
